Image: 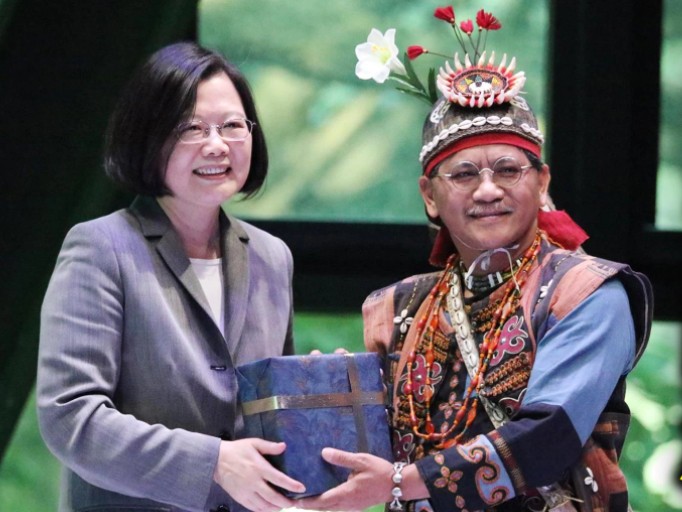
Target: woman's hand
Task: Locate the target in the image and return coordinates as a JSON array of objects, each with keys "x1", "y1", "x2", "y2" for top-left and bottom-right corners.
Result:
[{"x1": 213, "y1": 439, "x2": 305, "y2": 512}]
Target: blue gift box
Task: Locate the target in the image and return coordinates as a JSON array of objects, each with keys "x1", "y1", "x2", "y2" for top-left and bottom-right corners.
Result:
[{"x1": 236, "y1": 352, "x2": 393, "y2": 498}]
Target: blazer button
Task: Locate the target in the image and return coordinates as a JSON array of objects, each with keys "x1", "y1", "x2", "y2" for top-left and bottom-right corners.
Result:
[{"x1": 214, "y1": 506, "x2": 229, "y2": 512}]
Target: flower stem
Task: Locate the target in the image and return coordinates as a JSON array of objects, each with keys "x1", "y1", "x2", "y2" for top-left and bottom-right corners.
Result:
[
  {"x1": 452, "y1": 25, "x2": 468, "y2": 56},
  {"x1": 466, "y1": 34, "x2": 475, "y2": 56},
  {"x1": 426, "y1": 51, "x2": 452, "y2": 59},
  {"x1": 474, "y1": 29, "x2": 482, "y2": 60}
]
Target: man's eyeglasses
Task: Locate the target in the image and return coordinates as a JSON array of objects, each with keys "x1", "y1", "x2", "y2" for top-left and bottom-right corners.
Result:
[
  {"x1": 431, "y1": 156, "x2": 534, "y2": 191},
  {"x1": 175, "y1": 118, "x2": 256, "y2": 143}
]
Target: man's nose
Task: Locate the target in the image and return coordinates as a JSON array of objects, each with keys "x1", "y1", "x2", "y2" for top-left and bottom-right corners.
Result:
[{"x1": 472, "y1": 169, "x2": 504, "y2": 199}]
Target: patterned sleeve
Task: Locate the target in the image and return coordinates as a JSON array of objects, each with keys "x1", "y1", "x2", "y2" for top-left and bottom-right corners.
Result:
[{"x1": 415, "y1": 279, "x2": 635, "y2": 511}]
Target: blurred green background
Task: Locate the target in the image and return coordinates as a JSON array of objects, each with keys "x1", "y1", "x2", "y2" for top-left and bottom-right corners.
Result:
[{"x1": 1, "y1": 1, "x2": 681, "y2": 511}]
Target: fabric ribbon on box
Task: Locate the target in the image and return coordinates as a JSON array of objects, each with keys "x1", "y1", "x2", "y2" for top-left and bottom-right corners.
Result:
[{"x1": 236, "y1": 353, "x2": 394, "y2": 498}]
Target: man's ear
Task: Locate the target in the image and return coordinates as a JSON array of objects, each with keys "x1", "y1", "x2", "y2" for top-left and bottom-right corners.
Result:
[
  {"x1": 419, "y1": 175, "x2": 440, "y2": 219},
  {"x1": 538, "y1": 164, "x2": 551, "y2": 207}
]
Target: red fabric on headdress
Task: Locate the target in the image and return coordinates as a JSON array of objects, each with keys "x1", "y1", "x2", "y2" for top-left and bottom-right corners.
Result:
[
  {"x1": 537, "y1": 209, "x2": 589, "y2": 250},
  {"x1": 427, "y1": 210, "x2": 589, "y2": 267},
  {"x1": 424, "y1": 132, "x2": 542, "y2": 176},
  {"x1": 428, "y1": 226, "x2": 456, "y2": 267}
]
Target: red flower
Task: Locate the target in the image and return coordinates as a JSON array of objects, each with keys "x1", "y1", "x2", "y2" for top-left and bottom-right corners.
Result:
[
  {"x1": 434, "y1": 5, "x2": 455, "y2": 24},
  {"x1": 476, "y1": 9, "x2": 501, "y2": 30},
  {"x1": 459, "y1": 19, "x2": 474, "y2": 35},
  {"x1": 407, "y1": 45, "x2": 427, "y2": 60}
]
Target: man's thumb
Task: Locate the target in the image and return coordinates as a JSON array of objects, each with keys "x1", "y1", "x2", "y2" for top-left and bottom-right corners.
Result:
[{"x1": 321, "y1": 447, "x2": 357, "y2": 469}]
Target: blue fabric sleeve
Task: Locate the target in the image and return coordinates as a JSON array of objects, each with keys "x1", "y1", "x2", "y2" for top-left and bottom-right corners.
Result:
[
  {"x1": 522, "y1": 278, "x2": 636, "y2": 444},
  {"x1": 415, "y1": 279, "x2": 636, "y2": 511}
]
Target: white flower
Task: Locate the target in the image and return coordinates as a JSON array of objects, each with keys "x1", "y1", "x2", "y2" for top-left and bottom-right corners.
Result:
[{"x1": 355, "y1": 28, "x2": 406, "y2": 83}]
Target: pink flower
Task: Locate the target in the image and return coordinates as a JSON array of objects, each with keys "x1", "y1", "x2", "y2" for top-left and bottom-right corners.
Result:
[
  {"x1": 476, "y1": 9, "x2": 501, "y2": 30},
  {"x1": 459, "y1": 19, "x2": 474, "y2": 35},
  {"x1": 434, "y1": 6, "x2": 455, "y2": 24},
  {"x1": 407, "y1": 45, "x2": 427, "y2": 60}
]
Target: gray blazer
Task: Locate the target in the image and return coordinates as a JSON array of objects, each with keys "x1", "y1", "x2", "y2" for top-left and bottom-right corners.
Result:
[{"x1": 37, "y1": 196, "x2": 294, "y2": 512}]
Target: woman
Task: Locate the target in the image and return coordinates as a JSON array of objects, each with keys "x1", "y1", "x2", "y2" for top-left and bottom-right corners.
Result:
[{"x1": 37, "y1": 42, "x2": 304, "y2": 512}]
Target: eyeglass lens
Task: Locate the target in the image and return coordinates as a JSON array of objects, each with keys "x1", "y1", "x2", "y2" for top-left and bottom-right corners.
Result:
[
  {"x1": 177, "y1": 119, "x2": 253, "y2": 142},
  {"x1": 444, "y1": 157, "x2": 527, "y2": 190}
]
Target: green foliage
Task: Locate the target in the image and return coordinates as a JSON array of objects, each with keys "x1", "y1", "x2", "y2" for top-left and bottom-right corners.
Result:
[
  {"x1": 0, "y1": 391, "x2": 60, "y2": 509},
  {"x1": 658, "y1": 0, "x2": 682, "y2": 230},
  {"x1": 622, "y1": 322, "x2": 682, "y2": 510},
  {"x1": 294, "y1": 312, "x2": 365, "y2": 355}
]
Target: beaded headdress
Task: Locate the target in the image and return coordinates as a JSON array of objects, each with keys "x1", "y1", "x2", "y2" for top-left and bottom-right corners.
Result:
[
  {"x1": 354, "y1": 5, "x2": 587, "y2": 264},
  {"x1": 355, "y1": 6, "x2": 543, "y2": 172}
]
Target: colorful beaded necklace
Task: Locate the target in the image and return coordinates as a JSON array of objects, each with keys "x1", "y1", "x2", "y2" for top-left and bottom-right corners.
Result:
[{"x1": 405, "y1": 232, "x2": 542, "y2": 449}]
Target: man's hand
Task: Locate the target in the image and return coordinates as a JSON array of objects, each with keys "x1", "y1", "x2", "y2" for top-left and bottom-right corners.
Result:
[
  {"x1": 296, "y1": 448, "x2": 393, "y2": 511},
  {"x1": 297, "y1": 448, "x2": 429, "y2": 511}
]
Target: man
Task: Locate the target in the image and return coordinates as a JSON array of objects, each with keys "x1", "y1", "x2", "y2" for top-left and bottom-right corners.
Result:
[{"x1": 300, "y1": 21, "x2": 652, "y2": 512}]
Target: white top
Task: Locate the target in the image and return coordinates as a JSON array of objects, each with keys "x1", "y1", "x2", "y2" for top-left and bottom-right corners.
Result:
[{"x1": 189, "y1": 257, "x2": 225, "y2": 335}]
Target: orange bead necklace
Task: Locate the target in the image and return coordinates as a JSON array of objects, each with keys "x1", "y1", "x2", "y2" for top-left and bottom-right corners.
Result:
[{"x1": 405, "y1": 233, "x2": 542, "y2": 449}]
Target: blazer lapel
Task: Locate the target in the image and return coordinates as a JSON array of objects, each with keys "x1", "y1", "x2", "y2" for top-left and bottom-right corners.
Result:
[
  {"x1": 130, "y1": 196, "x2": 215, "y2": 323},
  {"x1": 220, "y1": 211, "x2": 250, "y2": 355}
]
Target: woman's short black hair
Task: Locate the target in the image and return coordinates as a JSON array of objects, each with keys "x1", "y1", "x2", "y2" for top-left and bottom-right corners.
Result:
[{"x1": 104, "y1": 41, "x2": 267, "y2": 198}]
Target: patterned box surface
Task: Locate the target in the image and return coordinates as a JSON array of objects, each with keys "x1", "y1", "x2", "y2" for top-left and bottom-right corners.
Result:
[{"x1": 236, "y1": 353, "x2": 393, "y2": 498}]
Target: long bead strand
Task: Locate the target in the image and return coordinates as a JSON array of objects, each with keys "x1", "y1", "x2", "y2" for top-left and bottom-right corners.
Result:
[{"x1": 406, "y1": 232, "x2": 543, "y2": 447}]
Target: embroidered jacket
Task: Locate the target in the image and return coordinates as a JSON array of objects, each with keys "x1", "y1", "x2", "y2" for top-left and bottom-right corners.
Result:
[{"x1": 363, "y1": 238, "x2": 652, "y2": 512}]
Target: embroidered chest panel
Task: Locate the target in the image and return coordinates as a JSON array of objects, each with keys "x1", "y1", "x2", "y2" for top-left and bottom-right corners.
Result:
[{"x1": 388, "y1": 274, "x2": 536, "y2": 462}]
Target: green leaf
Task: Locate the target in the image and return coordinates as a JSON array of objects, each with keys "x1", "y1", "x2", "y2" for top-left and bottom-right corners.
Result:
[
  {"x1": 427, "y1": 67, "x2": 438, "y2": 104},
  {"x1": 388, "y1": 74, "x2": 418, "y2": 89},
  {"x1": 395, "y1": 87, "x2": 433, "y2": 105},
  {"x1": 402, "y1": 53, "x2": 426, "y2": 93}
]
